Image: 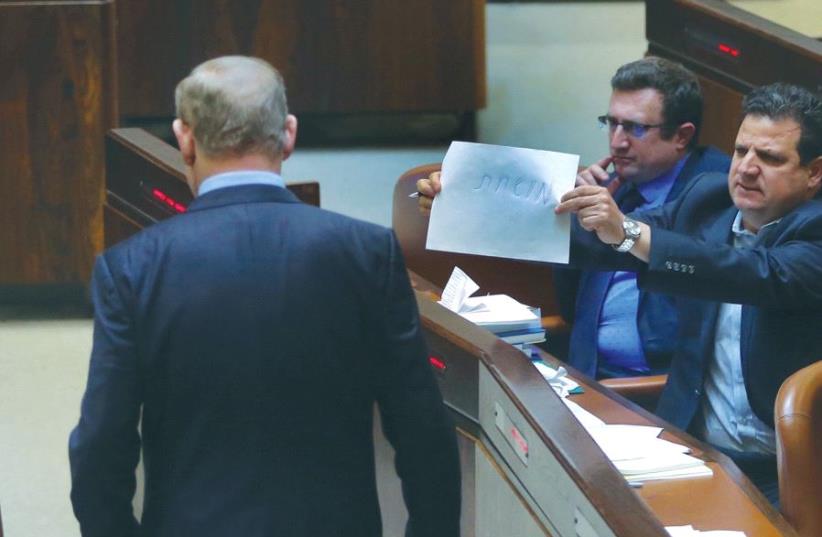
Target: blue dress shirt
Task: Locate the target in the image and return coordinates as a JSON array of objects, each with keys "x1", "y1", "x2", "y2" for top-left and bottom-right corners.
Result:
[
  {"x1": 697, "y1": 212, "x2": 779, "y2": 455},
  {"x1": 198, "y1": 170, "x2": 285, "y2": 196},
  {"x1": 596, "y1": 155, "x2": 688, "y2": 374}
]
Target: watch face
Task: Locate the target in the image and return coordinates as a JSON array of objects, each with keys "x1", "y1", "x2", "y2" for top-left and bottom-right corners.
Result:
[{"x1": 624, "y1": 218, "x2": 641, "y2": 238}]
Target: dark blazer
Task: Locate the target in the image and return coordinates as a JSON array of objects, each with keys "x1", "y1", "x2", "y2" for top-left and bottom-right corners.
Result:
[
  {"x1": 557, "y1": 146, "x2": 730, "y2": 377},
  {"x1": 69, "y1": 184, "x2": 461, "y2": 537},
  {"x1": 571, "y1": 172, "x2": 822, "y2": 429}
]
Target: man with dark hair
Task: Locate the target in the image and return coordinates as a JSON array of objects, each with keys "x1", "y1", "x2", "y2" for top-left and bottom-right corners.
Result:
[
  {"x1": 419, "y1": 58, "x2": 729, "y2": 379},
  {"x1": 557, "y1": 57, "x2": 730, "y2": 379},
  {"x1": 557, "y1": 82, "x2": 822, "y2": 502},
  {"x1": 69, "y1": 56, "x2": 461, "y2": 537}
]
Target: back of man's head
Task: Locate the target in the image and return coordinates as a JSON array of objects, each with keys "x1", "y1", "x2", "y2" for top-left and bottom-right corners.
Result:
[
  {"x1": 611, "y1": 57, "x2": 703, "y2": 147},
  {"x1": 741, "y1": 83, "x2": 822, "y2": 166},
  {"x1": 175, "y1": 56, "x2": 289, "y2": 159}
]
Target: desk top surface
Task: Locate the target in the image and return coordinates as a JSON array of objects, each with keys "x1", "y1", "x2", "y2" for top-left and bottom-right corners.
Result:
[{"x1": 409, "y1": 271, "x2": 794, "y2": 537}]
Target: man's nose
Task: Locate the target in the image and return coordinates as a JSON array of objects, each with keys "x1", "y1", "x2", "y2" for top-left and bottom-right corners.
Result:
[
  {"x1": 609, "y1": 125, "x2": 630, "y2": 148},
  {"x1": 737, "y1": 152, "x2": 759, "y2": 177}
]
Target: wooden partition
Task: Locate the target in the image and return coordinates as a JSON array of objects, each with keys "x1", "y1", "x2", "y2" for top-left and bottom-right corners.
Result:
[
  {"x1": 104, "y1": 128, "x2": 320, "y2": 248},
  {"x1": 646, "y1": 0, "x2": 822, "y2": 154},
  {"x1": 116, "y1": 0, "x2": 485, "y2": 141},
  {"x1": 0, "y1": 1, "x2": 116, "y2": 287},
  {"x1": 373, "y1": 272, "x2": 796, "y2": 537}
]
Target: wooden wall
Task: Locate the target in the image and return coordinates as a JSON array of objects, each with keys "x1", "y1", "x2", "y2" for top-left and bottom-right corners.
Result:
[
  {"x1": 117, "y1": 0, "x2": 486, "y2": 118},
  {"x1": 0, "y1": 1, "x2": 116, "y2": 286}
]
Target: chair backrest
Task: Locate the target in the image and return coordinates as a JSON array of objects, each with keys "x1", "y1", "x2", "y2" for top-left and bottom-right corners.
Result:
[
  {"x1": 392, "y1": 163, "x2": 561, "y2": 316},
  {"x1": 775, "y1": 360, "x2": 822, "y2": 537}
]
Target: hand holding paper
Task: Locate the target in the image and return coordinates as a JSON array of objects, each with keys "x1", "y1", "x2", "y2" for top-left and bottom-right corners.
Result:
[{"x1": 426, "y1": 141, "x2": 579, "y2": 264}]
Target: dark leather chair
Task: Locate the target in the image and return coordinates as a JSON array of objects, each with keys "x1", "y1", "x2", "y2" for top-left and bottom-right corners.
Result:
[
  {"x1": 775, "y1": 360, "x2": 822, "y2": 537},
  {"x1": 393, "y1": 163, "x2": 667, "y2": 409}
]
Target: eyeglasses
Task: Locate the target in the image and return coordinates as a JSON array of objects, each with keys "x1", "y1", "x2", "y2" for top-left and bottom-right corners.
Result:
[{"x1": 597, "y1": 115, "x2": 665, "y2": 139}]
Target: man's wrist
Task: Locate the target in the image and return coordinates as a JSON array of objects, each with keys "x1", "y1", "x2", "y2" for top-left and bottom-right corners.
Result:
[{"x1": 612, "y1": 217, "x2": 641, "y2": 252}]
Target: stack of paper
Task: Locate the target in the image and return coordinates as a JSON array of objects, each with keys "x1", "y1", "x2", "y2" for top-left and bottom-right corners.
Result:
[
  {"x1": 561, "y1": 399, "x2": 713, "y2": 483},
  {"x1": 439, "y1": 267, "x2": 546, "y2": 345},
  {"x1": 666, "y1": 525, "x2": 745, "y2": 537}
]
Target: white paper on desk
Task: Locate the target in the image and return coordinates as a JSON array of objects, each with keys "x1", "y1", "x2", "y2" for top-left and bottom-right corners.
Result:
[
  {"x1": 439, "y1": 267, "x2": 480, "y2": 312},
  {"x1": 666, "y1": 526, "x2": 745, "y2": 537},
  {"x1": 426, "y1": 141, "x2": 579, "y2": 263}
]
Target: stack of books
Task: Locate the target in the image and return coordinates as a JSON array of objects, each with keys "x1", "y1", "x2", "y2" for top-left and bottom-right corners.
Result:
[
  {"x1": 458, "y1": 294, "x2": 545, "y2": 345},
  {"x1": 438, "y1": 267, "x2": 545, "y2": 346}
]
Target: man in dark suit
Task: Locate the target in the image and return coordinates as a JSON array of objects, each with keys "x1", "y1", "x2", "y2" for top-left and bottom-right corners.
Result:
[
  {"x1": 69, "y1": 56, "x2": 461, "y2": 537},
  {"x1": 418, "y1": 58, "x2": 730, "y2": 380},
  {"x1": 557, "y1": 83, "x2": 822, "y2": 503},
  {"x1": 556, "y1": 57, "x2": 730, "y2": 379}
]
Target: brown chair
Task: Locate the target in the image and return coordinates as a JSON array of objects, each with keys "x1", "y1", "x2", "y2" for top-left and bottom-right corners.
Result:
[
  {"x1": 393, "y1": 163, "x2": 667, "y2": 408},
  {"x1": 775, "y1": 360, "x2": 822, "y2": 537}
]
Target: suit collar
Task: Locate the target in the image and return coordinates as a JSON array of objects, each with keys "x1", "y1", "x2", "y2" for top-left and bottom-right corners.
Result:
[{"x1": 186, "y1": 184, "x2": 301, "y2": 213}]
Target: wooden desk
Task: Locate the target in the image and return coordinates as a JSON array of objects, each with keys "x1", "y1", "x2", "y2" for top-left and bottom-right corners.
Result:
[
  {"x1": 103, "y1": 128, "x2": 320, "y2": 247},
  {"x1": 646, "y1": 0, "x2": 822, "y2": 155},
  {"x1": 376, "y1": 272, "x2": 796, "y2": 537}
]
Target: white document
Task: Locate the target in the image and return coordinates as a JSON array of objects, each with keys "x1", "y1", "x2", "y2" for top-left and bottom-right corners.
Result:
[
  {"x1": 437, "y1": 267, "x2": 540, "y2": 331},
  {"x1": 666, "y1": 526, "x2": 745, "y2": 537},
  {"x1": 439, "y1": 267, "x2": 480, "y2": 313},
  {"x1": 427, "y1": 141, "x2": 579, "y2": 263}
]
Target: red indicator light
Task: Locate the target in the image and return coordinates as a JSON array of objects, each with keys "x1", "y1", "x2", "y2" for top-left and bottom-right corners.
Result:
[
  {"x1": 151, "y1": 188, "x2": 187, "y2": 213},
  {"x1": 510, "y1": 426, "x2": 529, "y2": 457},
  {"x1": 717, "y1": 43, "x2": 740, "y2": 58},
  {"x1": 429, "y1": 356, "x2": 446, "y2": 372}
]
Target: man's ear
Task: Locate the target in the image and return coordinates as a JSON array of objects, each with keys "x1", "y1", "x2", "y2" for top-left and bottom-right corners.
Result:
[
  {"x1": 674, "y1": 122, "x2": 696, "y2": 150},
  {"x1": 280, "y1": 114, "x2": 298, "y2": 161},
  {"x1": 172, "y1": 119, "x2": 196, "y2": 166},
  {"x1": 806, "y1": 155, "x2": 822, "y2": 193}
]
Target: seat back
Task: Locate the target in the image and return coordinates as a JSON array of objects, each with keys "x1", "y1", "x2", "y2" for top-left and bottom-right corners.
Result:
[
  {"x1": 392, "y1": 163, "x2": 561, "y2": 316},
  {"x1": 775, "y1": 360, "x2": 822, "y2": 537}
]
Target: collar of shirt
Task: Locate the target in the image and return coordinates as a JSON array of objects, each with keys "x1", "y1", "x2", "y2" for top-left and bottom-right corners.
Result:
[
  {"x1": 197, "y1": 170, "x2": 285, "y2": 197},
  {"x1": 634, "y1": 153, "x2": 690, "y2": 209},
  {"x1": 730, "y1": 211, "x2": 780, "y2": 244}
]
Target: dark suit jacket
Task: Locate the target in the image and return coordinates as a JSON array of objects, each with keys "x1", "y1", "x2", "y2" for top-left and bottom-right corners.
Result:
[
  {"x1": 69, "y1": 184, "x2": 461, "y2": 537},
  {"x1": 570, "y1": 172, "x2": 822, "y2": 429},
  {"x1": 557, "y1": 146, "x2": 730, "y2": 377}
]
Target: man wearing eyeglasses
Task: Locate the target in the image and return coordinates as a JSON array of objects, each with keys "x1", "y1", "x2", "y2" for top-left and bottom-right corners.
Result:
[
  {"x1": 554, "y1": 57, "x2": 730, "y2": 380},
  {"x1": 418, "y1": 58, "x2": 730, "y2": 381},
  {"x1": 555, "y1": 83, "x2": 822, "y2": 503}
]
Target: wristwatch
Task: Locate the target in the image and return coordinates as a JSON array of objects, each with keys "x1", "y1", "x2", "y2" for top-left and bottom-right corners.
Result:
[{"x1": 613, "y1": 217, "x2": 641, "y2": 252}]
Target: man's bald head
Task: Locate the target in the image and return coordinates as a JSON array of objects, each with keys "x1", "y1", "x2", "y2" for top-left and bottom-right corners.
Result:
[{"x1": 175, "y1": 56, "x2": 290, "y2": 159}]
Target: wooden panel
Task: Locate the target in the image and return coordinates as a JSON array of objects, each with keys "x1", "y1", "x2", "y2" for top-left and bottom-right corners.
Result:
[
  {"x1": 0, "y1": 1, "x2": 117, "y2": 285},
  {"x1": 103, "y1": 128, "x2": 321, "y2": 247},
  {"x1": 646, "y1": 0, "x2": 822, "y2": 160},
  {"x1": 117, "y1": 0, "x2": 485, "y2": 118},
  {"x1": 646, "y1": 0, "x2": 822, "y2": 93},
  {"x1": 696, "y1": 75, "x2": 744, "y2": 154}
]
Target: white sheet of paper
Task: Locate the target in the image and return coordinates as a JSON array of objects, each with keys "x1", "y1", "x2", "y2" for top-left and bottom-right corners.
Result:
[
  {"x1": 426, "y1": 141, "x2": 579, "y2": 263},
  {"x1": 438, "y1": 267, "x2": 479, "y2": 313}
]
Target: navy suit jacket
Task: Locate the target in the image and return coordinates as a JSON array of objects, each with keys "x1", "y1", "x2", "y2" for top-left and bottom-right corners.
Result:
[
  {"x1": 557, "y1": 146, "x2": 730, "y2": 377},
  {"x1": 69, "y1": 184, "x2": 461, "y2": 537},
  {"x1": 570, "y1": 172, "x2": 822, "y2": 429}
]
